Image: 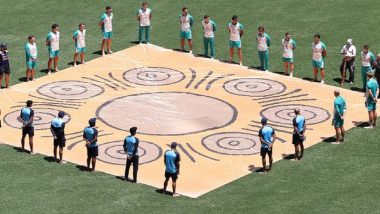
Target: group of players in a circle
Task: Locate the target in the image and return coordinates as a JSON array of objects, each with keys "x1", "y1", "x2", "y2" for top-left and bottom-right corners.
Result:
[
  {"x1": 1, "y1": 2, "x2": 380, "y2": 89},
  {"x1": 1, "y1": 2, "x2": 380, "y2": 197}
]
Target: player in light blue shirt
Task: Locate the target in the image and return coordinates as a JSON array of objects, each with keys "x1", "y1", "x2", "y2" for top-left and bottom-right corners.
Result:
[
  {"x1": 332, "y1": 90, "x2": 346, "y2": 144},
  {"x1": 258, "y1": 117, "x2": 276, "y2": 173},
  {"x1": 50, "y1": 111, "x2": 66, "y2": 163},
  {"x1": 20, "y1": 100, "x2": 35, "y2": 154},
  {"x1": 163, "y1": 142, "x2": 181, "y2": 197},
  {"x1": 123, "y1": 127, "x2": 139, "y2": 183},
  {"x1": 292, "y1": 109, "x2": 306, "y2": 160},
  {"x1": 366, "y1": 72, "x2": 379, "y2": 128},
  {"x1": 83, "y1": 118, "x2": 98, "y2": 172}
]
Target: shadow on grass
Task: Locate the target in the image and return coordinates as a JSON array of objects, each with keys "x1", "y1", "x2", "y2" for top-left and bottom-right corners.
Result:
[
  {"x1": 302, "y1": 77, "x2": 316, "y2": 82},
  {"x1": 130, "y1": 41, "x2": 140, "y2": 44},
  {"x1": 75, "y1": 165, "x2": 89, "y2": 172},
  {"x1": 321, "y1": 136, "x2": 336, "y2": 143},
  {"x1": 350, "y1": 87, "x2": 364, "y2": 92},
  {"x1": 13, "y1": 147, "x2": 25, "y2": 153},
  {"x1": 18, "y1": 77, "x2": 28, "y2": 82},
  {"x1": 333, "y1": 77, "x2": 343, "y2": 84},
  {"x1": 39, "y1": 68, "x2": 50, "y2": 74},
  {"x1": 155, "y1": 188, "x2": 173, "y2": 196},
  {"x1": 282, "y1": 153, "x2": 296, "y2": 160},
  {"x1": 43, "y1": 156, "x2": 56, "y2": 163},
  {"x1": 248, "y1": 165, "x2": 261, "y2": 172},
  {"x1": 353, "y1": 121, "x2": 369, "y2": 128},
  {"x1": 92, "y1": 50, "x2": 103, "y2": 56}
]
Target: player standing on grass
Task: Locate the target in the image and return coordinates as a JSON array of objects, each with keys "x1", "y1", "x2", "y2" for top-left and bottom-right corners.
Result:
[
  {"x1": 20, "y1": 100, "x2": 35, "y2": 154},
  {"x1": 312, "y1": 34, "x2": 327, "y2": 84},
  {"x1": 258, "y1": 117, "x2": 276, "y2": 174},
  {"x1": 73, "y1": 23, "x2": 86, "y2": 66},
  {"x1": 339, "y1": 39, "x2": 356, "y2": 85},
  {"x1": 292, "y1": 109, "x2": 306, "y2": 160},
  {"x1": 83, "y1": 118, "x2": 98, "y2": 172},
  {"x1": 256, "y1": 26, "x2": 271, "y2": 71},
  {"x1": 25, "y1": 35, "x2": 38, "y2": 82},
  {"x1": 50, "y1": 111, "x2": 66, "y2": 163},
  {"x1": 228, "y1": 15, "x2": 244, "y2": 66},
  {"x1": 179, "y1": 7, "x2": 193, "y2": 54},
  {"x1": 332, "y1": 90, "x2": 346, "y2": 144},
  {"x1": 99, "y1": 6, "x2": 113, "y2": 56},
  {"x1": 282, "y1": 32, "x2": 296, "y2": 77},
  {"x1": 361, "y1": 45, "x2": 375, "y2": 92},
  {"x1": 365, "y1": 72, "x2": 379, "y2": 129},
  {"x1": 123, "y1": 127, "x2": 139, "y2": 183},
  {"x1": 46, "y1": 24, "x2": 60, "y2": 74},
  {"x1": 0, "y1": 43, "x2": 10, "y2": 89},
  {"x1": 163, "y1": 142, "x2": 181, "y2": 197},
  {"x1": 202, "y1": 15, "x2": 216, "y2": 59},
  {"x1": 137, "y1": 2, "x2": 152, "y2": 44}
]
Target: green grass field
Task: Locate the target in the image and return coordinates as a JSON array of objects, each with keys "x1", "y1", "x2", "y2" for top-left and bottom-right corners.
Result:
[{"x1": 1, "y1": 0, "x2": 380, "y2": 213}]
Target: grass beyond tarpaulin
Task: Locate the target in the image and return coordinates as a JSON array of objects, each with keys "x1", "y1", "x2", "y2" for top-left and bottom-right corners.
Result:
[{"x1": 0, "y1": 126, "x2": 379, "y2": 213}]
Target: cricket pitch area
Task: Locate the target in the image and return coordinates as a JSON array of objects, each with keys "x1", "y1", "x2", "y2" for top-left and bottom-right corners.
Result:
[{"x1": 0, "y1": 45, "x2": 366, "y2": 198}]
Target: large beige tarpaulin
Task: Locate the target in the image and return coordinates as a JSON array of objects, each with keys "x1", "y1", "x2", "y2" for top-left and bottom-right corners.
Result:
[{"x1": 0, "y1": 44, "x2": 366, "y2": 197}]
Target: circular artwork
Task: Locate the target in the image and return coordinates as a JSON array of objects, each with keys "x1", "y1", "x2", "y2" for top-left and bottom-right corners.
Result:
[
  {"x1": 37, "y1": 81, "x2": 104, "y2": 100},
  {"x1": 96, "y1": 92, "x2": 237, "y2": 136},
  {"x1": 202, "y1": 132, "x2": 261, "y2": 155},
  {"x1": 4, "y1": 108, "x2": 71, "y2": 130},
  {"x1": 260, "y1": 104, "x2": 331, "y2": 125},
  {"x1": 97, "y1": 141, "x2": 162, "y2": 165},
  {"x1": 123, "y1": 67, "x2": 185, "y2": 86},
  {"x1": 223, "y1": 78, "x2": 286, "y2": 97}
]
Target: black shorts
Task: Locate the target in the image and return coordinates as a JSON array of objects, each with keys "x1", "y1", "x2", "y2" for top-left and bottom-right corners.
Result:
[
  {"x1": 87, "y1": 146, "x2": 98, "y2": 158},
  {"x1": 165, "y1": 172, "x2": 178, "y2": 181},
  {"x1": 22, "y1": 126, "x2": 34, "y2": 137},
  {"x1": 292, "y1": 133, "x2": 305, "y2": 145},
  {"x1": 54, "y1": 138, "x2": 66, "y2": 148},
  {"x1": 0, "y1": 64, "x2": 10, "y2": 75},
  {"x1": 260, "y1": 147, "x2": 272, "y2": 157}
]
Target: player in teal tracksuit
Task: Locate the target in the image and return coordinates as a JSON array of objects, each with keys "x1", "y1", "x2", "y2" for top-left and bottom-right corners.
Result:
[
  {"x1": 202, "y1": 15, "x2": 216, "y2": 59},
  {"x1": 332, "y1": 90, "x2": 346, "y2": 144},
  {"x1": 366, "y1": 72, "x2": 379, "y2": 128},
  {"x1": 361, "y1": 44, "x2": 375, "y2": 91},
  {"x1": 137, "y1": 2, "x2": 152, "y2": 44},
  {"x1": 256, "y1": 26, "x2": 271, "y2": 71}
]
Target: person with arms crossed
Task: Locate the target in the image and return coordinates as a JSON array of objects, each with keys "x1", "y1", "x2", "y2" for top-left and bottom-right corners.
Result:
[
  {"x1": 332, "y1": 90, "x2": 346, "y2": 144},
  {"x1": 83, "y1": 118, "x2": 99, "y2": 172},
  {"x1": 20, "y1": 100, "x2": 35, "y2": 154},
  {"x1": 0, "y1": 43, "x2": 10, "y2": 89},
  {"x1": 137, "y1": 2, "x2": 152, "y2": 44},
  {"x1": 256, "y1": 26, "x2": 271, "y2": 71},
  {"x1": 163, "y1": 142, "x2": 181, "y2": 197},
  {"x1": 46, "y1": 24, "x2": 60, "y2": 74},
  {"x1": 312, "y1": 34, "x2": 327, "y2": 84},
  {"x1": 50, "y1": 111, "x2": 66, "y2": 163},
  {"x1": 99, "y1": 6, "x2": 113, "y2": 56},
  {"x1": 258, "y1": 117, "x2": 276, "y2": 174},
  {"x1": 339, "y1": 39, "x2": 356, "y2": 85},
  {"x1": 365, "y1": 72, "x2": 379, "y2": 129},
  {"x1": 282, "y1": 32, "x2": 296, "y2": 77},
  {"x1": 361, "y1": 44, "x2": 375, "y2": 92},
  {"x1": 123, "y1": 127, "x2": 139, "y2": 183},
  {"x1": 228, "y1": 15, "x2": 244, "y2": 66},
  {"x1": 292, "y1": 109, "x2": 306, "y2": 160},
  {"x1": 73, "y1": 23, "x2": 86, "y2": 66},
  {"x1": 179, "y1": 7, "x2": 193, "y2": 54},
  {"x1": 202, "y1": 15, "x2": 216, "y2": 59},
  {"x1": 25, "y1": 35, "x2": 38, "y2": 82}
]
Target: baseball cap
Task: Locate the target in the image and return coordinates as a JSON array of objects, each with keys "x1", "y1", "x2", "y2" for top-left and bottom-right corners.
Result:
[
  {"x1": 0, "y1": 43, "x2": 6, "y2": 48},
  {"x1": 170, "y1": 142, "x2": 178, "y2": 149},
  {"x1": 261, "y1": 117, "x2": 267, "y2": 124},
  {"x1": 58, "y1": 111, "x2": 65, "y2": 118}
]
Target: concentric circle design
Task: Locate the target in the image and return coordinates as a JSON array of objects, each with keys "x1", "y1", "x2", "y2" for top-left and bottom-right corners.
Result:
[
  {"x1": 37, "y1": 81, "x2": 104, "y2": 100},
  {"x1": 223, "y1": 78, "x2": 286, "y2": 97},
  {"x1": 123, "y1": 67, "x2": 185, "y2": 86},
  {"x1": 260, "y1": 104, "x2": 330, "y2": 125},
  {"x1": 96, "y1": 92, "x2": 237, "y2": 136},
  {"x1": 202, "y1": 132, "x2": 261, "y2": 155},
  {"x1": 4, "y1": 108, "x2": 71, "y2": 130},
  {"x1": 97, "y1": 141, "x2": 162, "y2": 165}
]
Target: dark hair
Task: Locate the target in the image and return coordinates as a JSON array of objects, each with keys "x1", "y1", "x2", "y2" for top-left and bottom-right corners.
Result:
[
  {"x1": 364, "y1": 44, "x2": 369, "y2": 49},
  {"x1": 79, "y1": 23, "x2": 85, "y2": 27},
  {"x1": 314, "y1": 34, "x2": 320, "y2": 39},
  {"x1": 232, "y1": 15, "x2": 238, "y2": 20},
  {"x1": 142, "y1": 1, "x2": 148, "y2": 5},
  {"x1": 204, "y1": 15, "x2": 209, "y2": 19},
  {"x1": 26, "y1": 100, "x2": 33, "y2": 107},
  {"x1": 106, "y1": 6, "x2": 112, "y2": 10},
  {"x1": 285, "y1": 32, "x2": 290, "y2": 36},
  {"x1": 130, "y1": 127, "x2": 137, "y2": 135},
  {"x1": 28, "y1": 35, "x2": 35, "y2": 40},
  {"x1": 294, "y1": 108, "x2": 300, "y2": 115},
  {"x1": 182, "y1": 7, "x2": 187, "y2": 12},
  {"x1": 89, "y1": 121, "x2": 96, "y2": 127},
  {"x1": 258, "y1": 26, "x2": 265, "y2": 31},
  {"x1": 51, "y1": 24, "x2": 59, "y2": 29}
]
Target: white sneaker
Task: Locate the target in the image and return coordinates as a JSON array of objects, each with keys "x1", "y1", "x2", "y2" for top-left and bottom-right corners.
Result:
[
  {"x1": 211, "y1": 57, "x2": 214, "y2": 60},
  {"x1": 189, "y1": 50, "x2": 193, "y2": 54},
  {"x1": 74, "y1": 63, "x2": 77, "y2": 67},
  {"x1": 139, "y1": 42, "x2": 142, "y2": 45},
  {"x1": 290, "y1": 73, "x2": 293, "y2": 77},
  {"x1": 264, "y1": 70, "x2": 269, "y2": 72},
  {"x1": 239, "y1": 62, "x2": 243, "y2": 66},
  {"x1": 147, "y1": 42, "x2": 150, "y2": 45},
  {"x1": 321, "y1": 80, "x2": 325, "y2": 84}
]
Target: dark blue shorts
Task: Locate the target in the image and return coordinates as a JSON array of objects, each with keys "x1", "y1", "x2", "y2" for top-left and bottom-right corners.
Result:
[{"x1": 0, "y1": 63, "x2": 10, "y2": 75}]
